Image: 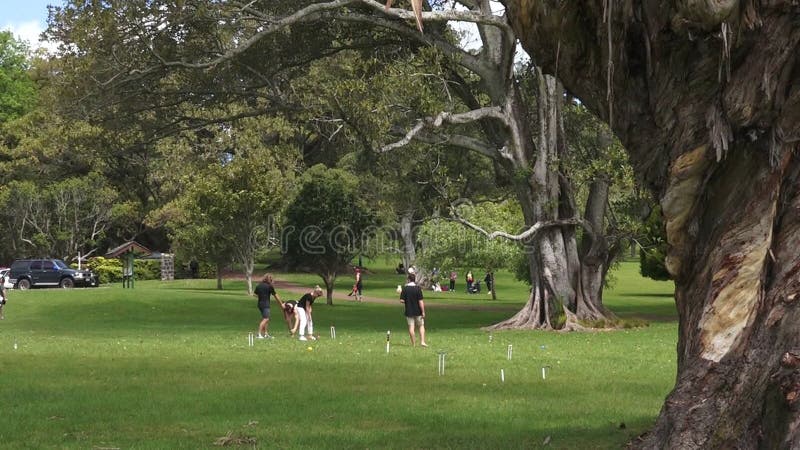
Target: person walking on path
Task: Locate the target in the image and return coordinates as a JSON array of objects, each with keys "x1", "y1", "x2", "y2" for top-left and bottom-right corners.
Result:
[
  {"x1": 348, "y1": 267, "x2": 364, "y2": 302},
  {"x1": 254, "y1": 273, "x2": 285, "y2": 339},
  {"x1": 449, "y1": 270, "x2": 457, "y2": 292},
  {"x1": 296, "y1": 285, "x2": 323, "y2": 341},
  {"x1": 399, "y1": 272, "x2": 427, "y2": 347}
]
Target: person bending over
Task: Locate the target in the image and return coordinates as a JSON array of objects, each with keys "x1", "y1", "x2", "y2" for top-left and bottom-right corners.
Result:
[{"x1": 296, "y1": 285, "x2": 323, "y2": 341}]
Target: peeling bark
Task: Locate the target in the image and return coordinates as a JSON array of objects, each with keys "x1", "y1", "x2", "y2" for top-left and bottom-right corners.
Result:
[{"x1": 509, "y1": 0, "x2": 800, "y2": 446}]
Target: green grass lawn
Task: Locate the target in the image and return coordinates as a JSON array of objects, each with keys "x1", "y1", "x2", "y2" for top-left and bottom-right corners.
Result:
[{"x1": 0, "y1": 262, "x2": 676, "y2": 449}]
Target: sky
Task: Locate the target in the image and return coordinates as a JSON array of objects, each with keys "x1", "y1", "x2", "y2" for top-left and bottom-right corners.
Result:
[{"x1": 2, "y1": 0, "x2": 57, "y2": 50}]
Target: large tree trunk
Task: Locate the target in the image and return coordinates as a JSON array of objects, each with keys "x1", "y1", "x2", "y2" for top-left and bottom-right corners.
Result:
[
  {"x1": 487, "y1": 72, "x2": 616, "y2": 330},
  {"x1": 575, "y1": 177, "x2": 616, "y2": 323},
  {"x1": 643, "y1": 132, "x2": 800, "y2": 449},
  {"x1": 508, "y1": 0, "x2": 800, "y2": 445},
  {"x1": 399, "y1": 211, "x2": 416, "y2": 269}
]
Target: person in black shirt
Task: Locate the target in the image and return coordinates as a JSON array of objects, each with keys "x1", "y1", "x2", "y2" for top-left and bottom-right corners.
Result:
[
  {"x1": 296, "y1": 285, "x2": 324, "y2": 341},
  {"x1": 254, "y1": 273, "x2": 284, "y2": 339},
  {"x1": 399, "y1": 273, "x2": 427, "y2": 347},
  {"x1": 0, "y1": 275, "x2": 7, "y2": 320}
]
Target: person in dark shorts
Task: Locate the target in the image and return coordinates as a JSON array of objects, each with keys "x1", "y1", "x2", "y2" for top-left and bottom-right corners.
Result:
[
  {"x1": 399, "y1": 272, "x2": 427, "y2": 347},
  {"x1": 254, "y1": 273, "x2": 284, "y2": 339},
  {"x1": 296, "y1": 285, "x2": 324, "y2": 341}
]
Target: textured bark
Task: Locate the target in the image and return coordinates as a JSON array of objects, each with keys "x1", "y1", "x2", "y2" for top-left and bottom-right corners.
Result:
[
  {"x1": 508, "y1": 0, "x2": 800, "y2": 446},
  {"x1": 322, "y1": 272, "x2": 336, "y2": 305},
  {"x1": 399, "y1": 211, "x2": 417, "y2": 269},
  {"x1": 216, "y1": 262, "x2": 224, "y2": 290},
  {"x1": 486, "y1": 74, "x2": 615, "y2": 330}
]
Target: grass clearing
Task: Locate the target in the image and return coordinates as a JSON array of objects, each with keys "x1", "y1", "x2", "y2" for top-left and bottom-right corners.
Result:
[{"x1": 0, "y1": 262, "x2": 676, "y2": 449}]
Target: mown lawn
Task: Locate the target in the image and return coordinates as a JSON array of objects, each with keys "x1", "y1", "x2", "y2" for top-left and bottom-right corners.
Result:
[{"x1": 0, "y1": 262, "x2": 676, "y2": 449}]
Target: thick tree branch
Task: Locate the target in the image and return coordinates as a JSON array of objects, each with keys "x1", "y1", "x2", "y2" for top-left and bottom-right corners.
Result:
[
  {"x1": 377, "y1": 0, "x2": 510, "y2": 31},
  {"x1": 326, "y1": 12, "x2": 489, "y2": 78},
  {"x1": 448, "y1": 215, "x2": 594, "y2": 243},
  {"x1": 135, "y1": 0, "x2": 508, "y2": 73},
  {"x1": 380, "y1": 106, "x2": 507, "y2": 152},
  {"x1": 391, "y1": 125, "x2": 504, "y2": 159}
]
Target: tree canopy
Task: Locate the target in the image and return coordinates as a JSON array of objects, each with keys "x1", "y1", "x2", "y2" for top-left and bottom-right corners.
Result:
[{"x1": 283, "y1": 164, "x2": 379, "y2": 304}]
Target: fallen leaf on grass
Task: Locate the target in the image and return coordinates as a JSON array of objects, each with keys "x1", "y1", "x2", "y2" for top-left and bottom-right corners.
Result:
[{"x1": 214, "y1": 431, "x2": 257, "y2": 447}]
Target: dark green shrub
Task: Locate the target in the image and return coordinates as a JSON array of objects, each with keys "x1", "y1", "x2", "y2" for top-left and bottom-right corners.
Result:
[
  {"x1": 639, "y1": 208, "x2": 671, "y2": 281},
  {"x1": 83, "y1": 257, "x2": 162, "y2": 284}
]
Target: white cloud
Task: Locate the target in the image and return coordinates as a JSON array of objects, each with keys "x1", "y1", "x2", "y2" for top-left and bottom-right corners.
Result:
[{"x1": 2, "y1": 20, "x2": 58, "y2": 53}]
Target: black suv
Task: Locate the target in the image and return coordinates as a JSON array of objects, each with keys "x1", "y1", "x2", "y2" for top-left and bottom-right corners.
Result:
[{"x1": 9, "y1": 259, "x2": 99, "y2": 289}]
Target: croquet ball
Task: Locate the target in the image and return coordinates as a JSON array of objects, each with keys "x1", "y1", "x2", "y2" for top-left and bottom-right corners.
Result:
[{"x1": 307, "y1": 346, "x2": 313, "y2": 351}]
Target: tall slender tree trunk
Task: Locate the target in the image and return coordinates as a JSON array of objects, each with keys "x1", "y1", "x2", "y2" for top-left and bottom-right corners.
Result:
[
  {"x1": 244, "y1": 257, "x2": 254, "y2": 296},
  {"x1": 216, "y1": 262, "x2": 224, "y2": 290},
  {"x1": 322, "y1": 272, "x2": 336, "y2": 306},
  {"x1": 508, "y1": 0, "x2": 800, "y2": 444}
]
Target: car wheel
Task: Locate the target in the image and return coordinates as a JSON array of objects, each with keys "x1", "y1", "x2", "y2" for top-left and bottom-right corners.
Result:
[
  {"x1": 17, "y1": 279, "x2": 30, "y2": 290},
  {"x1": 60, "y1": 277, "x2": 74, "y2": 288}
]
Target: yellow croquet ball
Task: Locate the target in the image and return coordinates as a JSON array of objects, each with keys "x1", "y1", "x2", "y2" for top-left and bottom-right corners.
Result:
[{"x1": 307, "y1": 346, "x2": 313, "y2": 351}]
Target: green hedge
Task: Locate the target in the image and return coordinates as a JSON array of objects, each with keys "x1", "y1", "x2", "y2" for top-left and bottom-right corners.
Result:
[{"x1": 80, "y1": 257, "x2": 162, "y2": 284}]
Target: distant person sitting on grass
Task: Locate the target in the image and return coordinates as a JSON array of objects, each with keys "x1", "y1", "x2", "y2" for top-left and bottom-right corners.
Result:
[
  {"x1": 296, "y1": 285, "x2": 323, "y2": 341},
  {"x1": 284, "y1": 300, "x2": 299, "y2": 337},
  {"x1": 254, "y1": 273, "x2": 285, "y2": 339},
  {"x1": 399, "y1": 272, "x2": 427, "y2": 348}
]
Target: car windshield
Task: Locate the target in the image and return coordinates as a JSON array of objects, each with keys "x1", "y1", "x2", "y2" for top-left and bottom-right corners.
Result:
[{"x1": 53, "y1": 260, "x2": 70, "y2": 269}]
